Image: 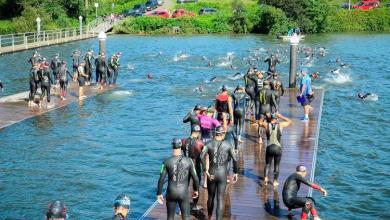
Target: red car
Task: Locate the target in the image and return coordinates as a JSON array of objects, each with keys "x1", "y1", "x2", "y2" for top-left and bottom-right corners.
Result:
[
  {"x1": 172, "y1": 9, "x2": 196, "y2": 18},
  {"x1": 353, "y1": 0, "x2": 380, "y2": 10},
  {"x1": 146, "y1": 10, "x2": 170, "y2": 18}
]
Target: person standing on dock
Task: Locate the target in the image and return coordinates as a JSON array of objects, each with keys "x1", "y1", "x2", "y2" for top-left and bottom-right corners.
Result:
[
  {"x1": 270, "y1": 73, "x2": 284, "y2": 113},
  {"x1": 28, "y1": 51, "x2": 40, "y2": 68},
  {"x1": 112, "y1": 52, "x2": 122, "y2": 84},
  {"x1": 253, "y1": 70, "x2": 264, "y2": 123},
  {"x1": 71, "y1": 49, "x2": 81, "y2": 77},
  {"x1": 76, "y1": 61, "x2": 88, "y2": 100},
  {"x1": 95, "y1": 52, "x2": 107, "y2": 90},
  {"x1": 299, "y1": 68, "x2": 314, "y2": 122},
  {"x1": 28, "y1": 64, "x2": 41, "y2": 106},
  {"x1": 282, "y1": 165, "x2": 327, "y2": 220},
  {"x1": 259, "y1": 113, "x2": 291, "y2": 186},
  {"x1": 244, "y1": 68, "x2": 256, "y2": 121},
  {"x1": 181, "y1": 125, "x2": 204, "y2": 211},
  {"x1": 58, "y1": 61, "x2": 73, "y2": 100},
  {"x1": 111, "y1": 194, "x2": 131, "y2": 220},
  {"x1": 183, "y1": 105, "x2": 202, "y2": 134},
  {"x1": 39, "y1": 62, "x2": 54, "y2": 107},
  {"x1": 200, "y1": 126, "x2": 238, "y2": 220},
  {"x1": 264, "y1": 54, "x2": 280, "y2": 75},
  {"x1": 198, "y1": 107, "x2": 220, "y2": 142},
  {"x1": 50, "y1": 53, "x2": 61, "y2": 86},
  {"x1": 257, "y1": 81, "x2": 278, "y2": 144},
  {"x1": 84, "y1": 49, "x2": 94, "y2": 85},
  {"x1": 157, "y1": 138, "x2": 199, "y2": 220},
  {"x1": 215, "y1": 85, "x2": 234, "y2": 130},
  {"x1": 107, "y1": 52, "x2": 121, "y2": 85}
]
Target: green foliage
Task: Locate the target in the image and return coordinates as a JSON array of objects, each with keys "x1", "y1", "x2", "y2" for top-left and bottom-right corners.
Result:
[
  {"x1": 12, "y1": 6, "x2": 53, "y2": 32},
  {"x1": 230, "y1": 0, "x2": 249, "y2": 33},
  {"x1": 0, "y1": 20, "x2": 15, "y2": 34},
  {"x1": 252, "y1": 5, "x2": 295, "y2": 35}
]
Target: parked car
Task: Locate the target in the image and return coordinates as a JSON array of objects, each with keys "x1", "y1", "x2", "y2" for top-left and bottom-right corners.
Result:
[
  {"x1": 133, "y1": 4, "x2": 147, "y2": 13},
  {"x1": 157, "y1": 0, "x2": 164, "y2": 6},
  {"x1": 199, "y1": 8, "x2": 218, "y2": 15},
  {"x1": 145, "y1": 0, "x2": 159, "y2": 11},
  {"x1": 146, "y1": 9, "x2": 170, "y2": 18},
  {"x1": 123, "y1": 4, "x2": 146, "y2": 17},
  {"x1": 172, "y1": 9, "x2": 196, "y2": 18},
  {"x1": 353, "y1": 0, "x2": 380, "y2": 10},
  {"x1": 340, "y1": 2, "x2": 352, "y2": 9},
  {"x1": 177, "y1": 0, "x2": 198, "y2": 4}
]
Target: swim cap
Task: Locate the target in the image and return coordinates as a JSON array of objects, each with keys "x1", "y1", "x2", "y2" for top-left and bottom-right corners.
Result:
[
  {"x1": 222, "y1": 85, "x2": 227, "y2": 91},
  {"x1": 191, "y1": 125, "x2": 201, "y2": 132},
  {"x1": 114, "y1": 194, "x2": 131, "y2": 209},
  {"x1": 117, "y1": 52, "x2": 122, "y2": 56},
  {"x1": 296, "y1": 165, "x2": 307, "y2": 172},
  {"x1": 193, "y1": 105, "x2": 202, "y2": 111},
  {"x1": 172, "y1": 138, "x2": 182, "y2": 149},
  {"x1": 301, "y1": 67, "x2": 308, "y2": 73},
  {"x1": 215, "y1": 126, "x2": 225, "y2": 135},
  {"x1": 46, "y1": 201, "x2": 67, "y2": 219}
]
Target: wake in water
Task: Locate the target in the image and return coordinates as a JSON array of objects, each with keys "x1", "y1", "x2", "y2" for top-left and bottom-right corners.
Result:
[
  {"x1": 127, "y1": 64, "x2": 135, "y2": 70},
  {"x1": 110, "y1": 90, "x2": 134, "y2": 98},
  {"x1": 217, "y1": 52, "x2": 234, "y2": 67},
  {"x1": 173, "y1": 52, "x2": 189, "y2": 62},
  {"x1": 324, "y1": 69, "x2": 352, "y2": 84}
]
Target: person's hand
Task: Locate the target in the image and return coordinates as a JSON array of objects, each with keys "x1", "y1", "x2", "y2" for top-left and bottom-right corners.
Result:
[
  {"x1": 192, "y1": 191, "x2": 199, "y2": 199},
  {"x1": 320, "y1": 188, "x2": 327, "y2": 197},
  {"x1": 157, "y1": 195, "x2": 164, "y2": 205},
  {"x1": 276, "y1": 113, "x2": 282, "y2": 118},
  {"x1": 205, "y1": 171, "x2": 214, "y2": 181},
  {"x1": 232, "y1": 174, "x2": 238, "y2": 183}
]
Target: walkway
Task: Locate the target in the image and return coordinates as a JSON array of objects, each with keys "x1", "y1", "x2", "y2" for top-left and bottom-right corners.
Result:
[
  {"x1": 142, "y1": 88, "x2": 324, "y2": 220},
  {"x1": 0, "y1": 83, "x2": 116, "y2": 130}
]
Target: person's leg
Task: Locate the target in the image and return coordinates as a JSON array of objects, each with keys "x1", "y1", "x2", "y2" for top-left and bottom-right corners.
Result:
[
  {"x1": 113, "y1": 68, "x2": 118, "y2": 84},
  {"x1": 203, "y1": 154, "x2": 209, "y2": 188},
  {"x1": 166, "y1": 199, "x2": 177, "y2": 220},
  {"x1": 207, "y1": 179, "x2": 217, "y2": 218},
  {"x1": 178, "y1": 198, "x2": 190, "y2": 220},
  {"x1": 238, "y1": 110, "x2": 245, "y2": 139},
  {"x1": 193, "y1": 158, "x2": 202, "y2": 207},
  {"x1": 46, "y1": 85, "x2": 51, "y2": 102},
  {"x1": 264, "y1": 145, "x2": 273, "y2": 185},
  {"x1": 273, "y1": 146, "x2": 282, "y2": 186},
  {"x1": 215, "y1": 180, "x2": 227, "y2": 220}
]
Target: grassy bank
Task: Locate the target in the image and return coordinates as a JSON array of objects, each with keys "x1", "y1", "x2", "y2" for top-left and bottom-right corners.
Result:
[{"x1": 114, "y1": 0, "x2": 390, "y2": 35}]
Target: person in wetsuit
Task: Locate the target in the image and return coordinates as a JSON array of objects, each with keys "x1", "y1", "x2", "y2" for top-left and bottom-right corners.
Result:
[
  {"x1": 181, "y1": 125, "x2": 204, "y2": 210},
  {"x1": 358, "y1": 92, "x2": 373, "y2": 100},
  {"x1": 58, "y1": 61, "x2": 73, "y2": 100},
  {"x1": 283, "y1": 165, "x2": 327, "y2": 220},
  {"x1": 107, "y1": 54, "x2": 116, "y2": 85},
  {"x1": 183, "y1": 105, "x2": 203, "y2": 133},
  {"x1": 270, "y1": 73, "x2": 284, "y2": 113},
  {"x1": 50, "y1": 53, "x2": 61, "y2": 85},
  {"x1": 28, "y1": 51, "x2": 40, "y2": 68},
  {"x1": 258, "y1": 81, "x2": 278, "y2": 144},
  {"x1": 77, "y1": 61, "x2": 88, "y2": 100},
  {"x1": 46, "y1": 200, "x2": 67, "y2": 220},
  {"x1": 112, "y1": 194, "x2": 130, "y2": 220},
  {"x1": 157, "y1": 138, "x2": 199, "y2": 220},
  {"x1": 244, "y1": 68, "x2": 257, "y2": 119},
  {"x1": 215, "y1": 85, "x2": 234, "y2": 130},
  {"x1": 200, "y1": 126, "x2": 238, "y2": 220},
  {"x1": 253, "y1": 70, "x2": 265, "y2": 122},
  {"x1": 28, "y1": 64, "x2": 41, "y2": 106},
  {"x1": 95, "y1": 52, "x2": 107, "y2": 89},
  {"x1": 83, "y1": 49, "x2": 94, "y2": 84},
  {"x1": 40, "y1": 62, "x2": 54, "y2": 106},
  {"x1": 0, "y1": 80, "x2": 3, "y2": 91},
  {"x1": 264, "y1": 54, "x2": 280, "y2": 75},
  {"x1": 198, "y1": 107, "x2": 220, "y2": 142},
  {"x1": 232, "y1": 85, "x2": 250, "y2": 143},
  {"x1": 259, "y1": 113, "x2": 291, "y2": 186},
  {"x1": 71, "y1": 49, "x2": 81, "y2": 76},
  {"x1": 112, "y1": 52, "x2": 122, "y2": 84}
]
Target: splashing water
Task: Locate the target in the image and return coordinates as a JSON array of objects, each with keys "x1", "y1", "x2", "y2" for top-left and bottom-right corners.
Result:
[
  {"x1": 110, "y1": 90, "x2": 133, "y2": 97},
  {"x1": 324, "y1": 72, "x2": 352, "y2": 84}
]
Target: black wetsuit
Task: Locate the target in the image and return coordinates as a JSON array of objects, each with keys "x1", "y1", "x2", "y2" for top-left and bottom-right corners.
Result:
[
  {"x1": 84, "y1": 54, "x2": 94, "y2": 82},
  {"x1": 40, "y1": 67, "x2": 53, "y2": 102},
  {"x1": 282, "y1": 173, "x2": 319, "y2": 212},
  {"x1": 182, "y1": 137, "x2": 203, "y2": 206},
  {"x1": 244, "y1": 73, "x2": 256, "y2": 113},
  {"x1": 232, "y1": 92, "x2": 250, "y2": 138},
  {"x1": 157, "y1": 155, "x2": 199, "y2": 220},
  {"x1": 50, "y1": 57, "x2": 61, "y2": 82},
  {"x1": 264, "y1": 123, "x2": 282, "y2": 181},
  {"x1": 264, "y1": 57, "x2": 280, "y2": 74},
  {"x1": 270, "y1": 78, "x2": 284, "y2": 112},
  {"x1": 71, "y1": 51, "x2": 81, "y2": 75},
  {"x1": 0, "y1": 81, "x2": 3, "y2": 90},
  {"x1": 183, "y1": 111, "x2": 200, "y2": 132},
  {"x1": 95, "y1": 56, "x2": 107, "y2": 83},
  {"x1": 253, "y1": 75, "x2": 264, "y2": 120},
  {"x1": 108, "y1": 55, "x2": 120, "y2": 84},
  {"x1": 200, "y1": 139, "x2": 238, "y2": 220},
  {"x1": 29, "y1": 67, "x2": 41, "y2": 102},
  {"x1": 58, "y1": 66, "x2": 73, "y2": 97},
  {"x1": 358, "y1": 93, "x2": 372, "y2": 100},
  {"x1": 258, "y1": 87, "x2": 278, "y2": 116},
  {"x1": 28, "y1": 56, "x2": 40, "y2": 68}
]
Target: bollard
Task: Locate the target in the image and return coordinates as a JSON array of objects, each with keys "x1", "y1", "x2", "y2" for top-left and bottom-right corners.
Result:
[
  {"x1": 98, "y1": 32, "x2": 107, "y2": 55},
  {"x1": 289, "y1": 34, "x2": 300, "y2": 88}
]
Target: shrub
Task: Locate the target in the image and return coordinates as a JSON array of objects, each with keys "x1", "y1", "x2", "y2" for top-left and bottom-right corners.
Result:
[{"x1": 252, "y1": 5, "x2": 295, "y2": 35}]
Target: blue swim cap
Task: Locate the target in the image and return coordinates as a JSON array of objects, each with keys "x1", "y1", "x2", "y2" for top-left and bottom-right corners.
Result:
[
  {"x1": 301, "y1": 67, "x2": 308, "y2": 72},
  {"x1": 114, "y1": 194, "x2": 131, "y2": 209}
]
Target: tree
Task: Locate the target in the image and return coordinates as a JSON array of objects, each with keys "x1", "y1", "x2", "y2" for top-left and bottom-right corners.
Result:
[{"x1": 230, "y1": 0, "x2": 248, "y2": 33}]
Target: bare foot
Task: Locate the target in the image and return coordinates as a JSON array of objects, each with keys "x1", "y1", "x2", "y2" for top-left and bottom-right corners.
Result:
[
  {"x1": 264, "y1": 177, "x2": 268, "y2": 185},
  {"x1": 273, "y1": 180, "x2": 279, "y2": 187}
]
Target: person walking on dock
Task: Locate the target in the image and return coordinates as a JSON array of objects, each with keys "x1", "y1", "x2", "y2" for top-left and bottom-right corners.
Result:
[
  {"x1": 76, "y1": 61, "x2": 88, "y2": 100},
  {"x1": 298, "y1": 68, "x2": 314, "y2": 122},
  {"x1": 215, "y1": 85, "x2": 234, "y2": 130},
  {"x1": 157, "y1": 138, "x2": 199, "y2": 220},
  {"x1": 282, "y1": 165, "x2": 327, "y2": 220},
  {"x1": 84, "y1": 49, "x2": 94, "y2": 85},
  {"x1": 200, "y1": 126, "x2": 238, "y2": 220},
  {"x1": 28, "y1": 51, "x2": 41, "y2": 68},
  {"x1": 28, "y1": 64, "x2": 41, "y2": 106},
  {"x1": 111, "y1": 194, "x2": 131, "y2": 220},
  {"x1": 58, "y1": 61, "x2": 73, "y2": 100},
  {"x1": 232, "y1": 85, "x2": 250, "y2": 143},
  {"x1": 39, "y1": 62, "x2": 54, "y2": 107},
  {"x1": 112, "y1": 52, "x2": 122, "y2": 84},
  {"x1": 270, "y1": 73, "x2": 284, "y2": 113},
  {"x1": 259, "y1": 113, "x2": 291, "y2": 186},
  {"x1": 257, "y1": 81, "x2": 278, "y2": 144},
  {"x1": 244, "y1": 68, "x2": 256, "y2": 121},
  {"x1": 71, "y1": 49, "x2": 81, "y2": 77},
  {"x1": 50, "y1": 53, "x2": 61, "y2": 86},
  {"x1": 181, "y1": 125, "x2": 204, "y2": 211}
]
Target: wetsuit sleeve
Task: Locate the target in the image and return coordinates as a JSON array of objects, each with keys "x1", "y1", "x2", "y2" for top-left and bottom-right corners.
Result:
[
  {"x1": 181, "y1": 139, "x2": 187, "y2": 152},
  {"x1": 229, "y1": 145, "x2": 238, "y2": 174},
  {"x1": 48, "y1": 71, "x2": 54, "y2": 84},
  {"x1": 157, "y1": 162, "x2": 168, "y2": 195},
  {"x1": 66, "y1": 69, "x2": 73, "y2": 78},
  {"x1": 297, "y1": 174, "x2": 315, "y2": 188},
  {"x1": 200, "y1": 145, "x2": 208, "y2": 172},
  {"x1": 0, "y1": 81, "x2": 3, "y2": 89},
  {"x1": 183, "y1": 112, "x2": 191, "y2": 123},
  {"x1": 189, "y1": 159, "x2": 200, "y2": 191},
  {"x1": 281, "y1": 82, "x2": 285, "y2": 96},
  {"x1": 264, "y1": 58, "x2": 269, "y2": 63}
]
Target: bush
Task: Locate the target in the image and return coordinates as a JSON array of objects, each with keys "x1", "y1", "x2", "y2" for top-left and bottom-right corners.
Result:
[
  {"x1": 0, "y1": 20, "x2": 15, "y2": 34},
  {"x1": 230, "y1": 0, "x2": 249, "y2": 33},
  {"x1": 252, "y1": 5, "x2": 295, "y2": 35}
]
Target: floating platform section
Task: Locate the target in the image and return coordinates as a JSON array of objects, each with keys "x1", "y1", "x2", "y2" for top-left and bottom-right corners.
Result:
[
  {"x1": 0, "y1": 82, "x2": 116, "y2": 130},
  {"x1": 141, "y1": 88, "x2": 324, "y2": 220}
]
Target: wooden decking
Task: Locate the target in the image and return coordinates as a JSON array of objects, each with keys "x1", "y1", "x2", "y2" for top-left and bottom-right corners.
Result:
[
  {"x1": 142, "y1": 88, "x2": 324, "y2": 220},
  {"x1": 0, "y1": 82, "x2": 116, "y2": 130}
]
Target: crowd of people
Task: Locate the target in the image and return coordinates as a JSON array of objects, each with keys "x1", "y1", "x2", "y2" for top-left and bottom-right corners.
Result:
[
  {"x1": 27, "y1": 49, "x2": 121, "y2": 107},
  {"x1": 155, "y1": 56, "x2": 328, "y2": 220}
]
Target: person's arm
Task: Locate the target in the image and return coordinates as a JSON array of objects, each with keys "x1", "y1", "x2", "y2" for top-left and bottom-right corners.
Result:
[
  {"x1": 228, "y1": 144, "x2": 239, "y2": 183},
  {"x1": 277, "y1": 113, "x2": 292, "y2": 128},
  {"x1": 280, "y1": 81, "x2": 285, "y2": 96},
  {"x1": 189, "y1": 159, "x2": 199, "y2": 195},
  {"x1": 200, "y1": 145, "x2": 208, "y2": 172},
  {"x1": 264, "y1": 58, "x2": 269, "y2": 63},
  {"x1": 156, "y1": 161, "x2": 168, "y2": 204},
  {"x1": 212, "y1": 118, "x2": 221, "y2": 127},
  {"x1": 228, "y1": 96, "x2": 234, "y2": 125},
  {"x1": 271, "y1": 93, "x2": 278, "y2": 113},
  {"x1": 48, "y1": 71, "x2": 54, "y2": 84},
  {"x1": 183, "y1": 111, "x2": 193, "y2": 123},
  {"x1": 297, "y1": 175, "x2": 327, "y2": 196},
  {"x1": 300, "y1": 78, "x2": 307, "y2": 96},
  {"x1": 66, "y1": 69, "x2": 73, "y2": 79}
]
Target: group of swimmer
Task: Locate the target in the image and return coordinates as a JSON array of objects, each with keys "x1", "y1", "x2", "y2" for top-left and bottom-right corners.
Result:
[
  {"x1": 155, "y1": 54, "x2": 328, "y2": 220},
  {"x1": 27, "y1": 49, "x2": 121, "y2": 107}
]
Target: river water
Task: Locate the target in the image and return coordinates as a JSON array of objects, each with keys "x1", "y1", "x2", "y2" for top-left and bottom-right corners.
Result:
[{"x1": 0, "y1": 34, "x2": 389, "y2": 219}]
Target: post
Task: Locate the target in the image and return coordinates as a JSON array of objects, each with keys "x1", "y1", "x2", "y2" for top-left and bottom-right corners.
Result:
[
  {"x1": 36, "y1": 17, "x2": 41, "y2": 41},
  {"x1": 0, "y1": 35, "x2": 2, "y2": 48},
  {"x1": 349, "y1": 0, "x2": 351, "y2": 10},
  {"x1": 79, "y1": 16, "x2": 83, "y2": 38},
  {"x1": 98, "y1": 32, "x2": 107, "y2": 55},
  {"x1": 24, "y1": 34, "x2": 27, "y2": 49},
  {"x1": 12, "y1": 34, "x2": 14, "y2": 51},
  {"x1": 289, "y1": 34, "x2": 300, "y2": 88},
  {"x1": 95, "y1": 3, "x2": 99, "y2": 18}
]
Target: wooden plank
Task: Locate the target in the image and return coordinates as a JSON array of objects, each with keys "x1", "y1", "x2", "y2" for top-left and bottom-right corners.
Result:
[
  {"x1": 0, "y1": 83, "x2": 116, "y2": 130},
  {"x1": 142, "y1": 88, "x2": 324, "y2": 220}
]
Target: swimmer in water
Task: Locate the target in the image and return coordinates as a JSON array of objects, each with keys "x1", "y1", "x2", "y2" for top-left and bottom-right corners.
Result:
[
  {"x1": 311, "y1": 71, "x2": 320, "y2": 80},
  {"x1": 331, "y1": 68, "x2": 340, "y2": 74},
  {"x1": 209, "y1": 76, "x2": 217, "y2": 83},
  {"x1": 147, "y1": 73, "x2": 153, "y2": 79},
  {"x1": 157, "y1": 138, "x2": 199, "y2": 220},
  {"x1": 46, "y1": 200, "x2": 67, "y2": 220},
  {"x1": 112, "y1": 194, "x2": 131, "y2": 220},
  {"x1": 200, "y1": 126, "x2": 238, "y2": 220},
  {"x1": 0, "y1": 80, "x2": 3, "y2": 91},
  {"x1": 282, "y1": 165, "x2": 327, "y2": 220},
  {"x1": 198, "y1": 85, "x2": 204, "y2": 93},
  {"x1": 357, "y1": 92, "x2": 374, "y2": 100}
]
